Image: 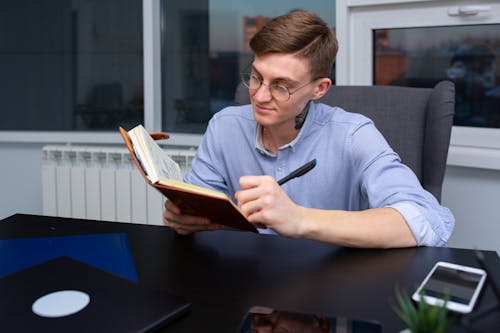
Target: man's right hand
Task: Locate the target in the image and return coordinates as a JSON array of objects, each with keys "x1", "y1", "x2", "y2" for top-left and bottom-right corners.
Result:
[{"x1": 163, "y1": 200, "x2": 221, "y2": 235}]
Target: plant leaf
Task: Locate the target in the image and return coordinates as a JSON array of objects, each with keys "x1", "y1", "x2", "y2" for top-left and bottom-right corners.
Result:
[{"x1": 391, "y1": 285, "x2": 455, "y2": 333}]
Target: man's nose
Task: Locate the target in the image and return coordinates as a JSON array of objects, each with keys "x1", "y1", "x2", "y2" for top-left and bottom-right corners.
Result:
[{"x1": 253, "y1": 82, "x2": 273, "y2": 102}]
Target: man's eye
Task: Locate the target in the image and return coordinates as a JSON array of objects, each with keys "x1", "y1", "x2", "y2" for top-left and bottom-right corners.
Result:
[{"x1": 272, "y1": 84, "x2": 289, "y2": 93}]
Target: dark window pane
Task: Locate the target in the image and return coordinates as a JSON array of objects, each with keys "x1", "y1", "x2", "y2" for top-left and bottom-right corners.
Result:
[
  {"x1": 0, "y1": 0, "x2": 143, "y2": 131},
  {"x1": 374, "y1": 25, "x2": 500, "y2": 128},
  {"x1": 161, "y1": 1, "x2": 336, "y2": 134}
]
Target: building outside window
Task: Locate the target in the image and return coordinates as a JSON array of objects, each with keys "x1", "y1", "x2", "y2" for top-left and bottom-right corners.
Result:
[
  {"x1": 1, "y1": 0, "x2": 335, "y2": 135},
  {"x1": 374, "y1": 25, "x2": 500, "y2": 129}
]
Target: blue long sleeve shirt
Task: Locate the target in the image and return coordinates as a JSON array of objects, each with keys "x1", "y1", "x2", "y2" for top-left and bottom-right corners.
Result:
[{"x1": 184, "y1": 102, "x2": 455, "y2": 246}]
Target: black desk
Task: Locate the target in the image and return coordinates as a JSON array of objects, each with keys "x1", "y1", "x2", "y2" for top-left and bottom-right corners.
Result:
[{"x1": 1, "y1": 214, "x2": 499, "y2": 332}]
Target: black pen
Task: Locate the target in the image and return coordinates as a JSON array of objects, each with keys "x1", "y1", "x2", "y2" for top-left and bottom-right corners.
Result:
[{"x1": 277, "y1": 159, "x2": 317, "y2": 185}]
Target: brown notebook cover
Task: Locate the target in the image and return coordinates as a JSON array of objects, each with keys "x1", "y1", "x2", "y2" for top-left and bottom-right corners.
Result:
[{"x1": 119, "y1": 126, "x2": 257, "y2": 233}]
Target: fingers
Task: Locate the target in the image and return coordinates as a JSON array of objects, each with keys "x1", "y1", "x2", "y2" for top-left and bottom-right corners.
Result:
[
  {"x1": 239, "y1": 175, "x2": 275, "y2": 190},
  {"x1": 164, "y1": 199, "x2": 181, "y2": 214},
  {"x1": 236, "y1": 175, "x2": 299, "y2": 236},
  {"x1": 163, "y1": 200, "x2": 220, "y2": 235},
  {"x1": 236, "y1": 175, "x2": 279, "y2": 224},
  {"x1": 236, "y1": 175, "x2": 275, "y2": 205}
]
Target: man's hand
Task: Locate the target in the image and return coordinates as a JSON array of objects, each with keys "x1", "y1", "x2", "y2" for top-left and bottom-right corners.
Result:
[
  {"x1": 163, "y1": 200, "x2": 220, "y2": 235},
  {"x1": 235, "y1": 175, "x2": 305, "y2": 238}
]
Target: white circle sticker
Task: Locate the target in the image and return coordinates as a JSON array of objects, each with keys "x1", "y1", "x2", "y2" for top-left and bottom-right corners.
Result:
[{"x1": 32, "y1": 290, "x2": 90, "y2": 318}]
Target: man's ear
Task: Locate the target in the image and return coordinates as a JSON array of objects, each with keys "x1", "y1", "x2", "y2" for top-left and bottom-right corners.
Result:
[{"x1": 311, "y1": 78, "x2": 332, "y2": 100}]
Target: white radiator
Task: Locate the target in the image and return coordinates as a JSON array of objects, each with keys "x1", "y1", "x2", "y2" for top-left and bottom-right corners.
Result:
[{"x1": 42, "y1": 145, "x2": 196, "y2": 225}]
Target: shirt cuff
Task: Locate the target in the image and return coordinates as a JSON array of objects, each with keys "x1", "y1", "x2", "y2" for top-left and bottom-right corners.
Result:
[
  {"x1": 257, "y1": 228, "x2": 277, "y2": 235},
  {"x1": 389, "y1": 202, "x2": 438, "y2": 246}
]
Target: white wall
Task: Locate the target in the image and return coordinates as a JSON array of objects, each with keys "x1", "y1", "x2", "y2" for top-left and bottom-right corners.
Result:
[
  {"x1": 0, "y1": 143, "x2": 45, "y2": 219},
  {"x1": 442, "y1": 166, "x2": 500, "y2": 254}
]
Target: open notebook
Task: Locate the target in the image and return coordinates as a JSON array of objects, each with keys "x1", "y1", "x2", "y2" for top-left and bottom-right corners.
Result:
[{"x1": 120, "y1": 125, "x2": 257, "y2": 232}]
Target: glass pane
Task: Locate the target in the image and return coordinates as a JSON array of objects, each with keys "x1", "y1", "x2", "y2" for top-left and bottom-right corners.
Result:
[
  {"x1": 0, "y1": 0, "x2": 143, "y2": 131},
  {"x1": 373, "y1": 25, "x2": 500, "y2": 128},
  {"x1": 161, "y1": 0, "x2": 336, "y2": 134}
]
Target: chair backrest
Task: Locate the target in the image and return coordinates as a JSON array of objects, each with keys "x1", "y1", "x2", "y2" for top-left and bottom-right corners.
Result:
[{"x1": 234, "y1": 81, "x2": 455, "y2": 202}]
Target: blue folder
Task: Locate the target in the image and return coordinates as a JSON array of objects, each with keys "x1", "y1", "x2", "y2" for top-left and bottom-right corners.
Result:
[{"x1": 0, "y1": 233, "x2": 138, "y2": 282}]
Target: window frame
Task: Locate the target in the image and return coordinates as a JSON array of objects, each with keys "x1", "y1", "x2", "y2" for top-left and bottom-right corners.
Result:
[
  {"x1": 0, "y1": 0, "x2": 202, "y2": 147},
  {"x1": 336, "y1": 0, "x2": 500, "y2": 170}
]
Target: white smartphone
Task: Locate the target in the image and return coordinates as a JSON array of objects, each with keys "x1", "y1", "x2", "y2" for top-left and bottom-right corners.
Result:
[{"x1": 412, "y1": 261, "x2": 487, "y2": 314}]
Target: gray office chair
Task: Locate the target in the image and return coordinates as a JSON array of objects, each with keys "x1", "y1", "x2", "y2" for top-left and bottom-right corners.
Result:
[{"x1": 234, "y1": 81, "x2": 455, "y2": 202}]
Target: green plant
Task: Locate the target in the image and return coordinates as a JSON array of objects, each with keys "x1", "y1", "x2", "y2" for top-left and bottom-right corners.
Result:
[{"x1": 391, "y1": 285, "x2": 455, "y2": 333}]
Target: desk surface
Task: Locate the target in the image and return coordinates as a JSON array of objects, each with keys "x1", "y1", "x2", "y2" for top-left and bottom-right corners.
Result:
[{"x1": 1, "y1": 214, "x2": 499, "y2": 332}]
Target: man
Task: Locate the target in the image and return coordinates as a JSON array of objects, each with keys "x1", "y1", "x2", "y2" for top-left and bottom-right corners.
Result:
[{"x1": 163, "y1": 10, "x2": 455, "y2": 248}]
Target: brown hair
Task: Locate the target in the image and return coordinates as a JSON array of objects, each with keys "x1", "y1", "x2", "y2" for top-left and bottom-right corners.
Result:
[{"x1": 249, "y1": 10, "x2": 338, "y2": 79}]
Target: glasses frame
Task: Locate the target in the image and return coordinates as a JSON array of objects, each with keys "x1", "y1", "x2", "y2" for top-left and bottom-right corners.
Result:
[{"x1": 240, "y1": 72, "x2": 318, "y2": 102}]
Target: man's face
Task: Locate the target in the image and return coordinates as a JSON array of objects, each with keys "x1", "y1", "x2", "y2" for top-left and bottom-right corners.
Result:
[{"x1": 249, "y1": 53, "x2": 317, "y2": 131}]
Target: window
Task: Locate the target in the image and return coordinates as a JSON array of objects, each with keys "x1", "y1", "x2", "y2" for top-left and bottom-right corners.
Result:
[
  {"x1": 0, "y1": 0, "x2": 143, "y2": 131},
  {"x1": 160, "y1": 0, "x2": 336, "y2": 134},
  {"x1": 337, "y1": 0, "x2": 500, "y2": 170},
  {"x1": 0, "y1": 0, "x2": 336, "y2": 138},
  {"x1": 374, "y1": 25, "x2": 500, "y2": 129}
]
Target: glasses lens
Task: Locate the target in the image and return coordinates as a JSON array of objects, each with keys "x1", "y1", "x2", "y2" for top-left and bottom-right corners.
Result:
[
  {"x1": 270, "y1": 85, "x2": 291, "y2": 101},
  {"x1": 242, "y1": 73, "x2": 261, "y2": 90},
  {"x1": 241, "y1": 73, "x2": 291, "y2": 101}
]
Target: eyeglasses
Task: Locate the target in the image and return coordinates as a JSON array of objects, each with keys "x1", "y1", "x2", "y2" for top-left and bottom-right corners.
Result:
[{"x1": 241, "y1": 73, "x2": 316, "y2": 102}]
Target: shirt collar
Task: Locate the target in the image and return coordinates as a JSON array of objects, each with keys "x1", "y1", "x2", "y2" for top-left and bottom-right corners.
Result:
[{"x1": 255, "y1": 123, "x2": 275, "y2": 156}]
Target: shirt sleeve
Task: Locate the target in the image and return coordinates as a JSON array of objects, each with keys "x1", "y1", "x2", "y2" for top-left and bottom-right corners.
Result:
[
  {"x1": 348, "y1": 121, "x2": 455, "y2": 246},
  {"x1": 389, "y1": 202, "x2": 440, "y2": 246}
]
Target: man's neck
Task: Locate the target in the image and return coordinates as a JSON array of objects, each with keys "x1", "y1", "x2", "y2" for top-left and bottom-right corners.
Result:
[
  {"x1": 261, "y1": 125, "x2": 298, "y2": 154},
  {"x1": 260, "y1": 103, "x2": 310, "y2": 154}
]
